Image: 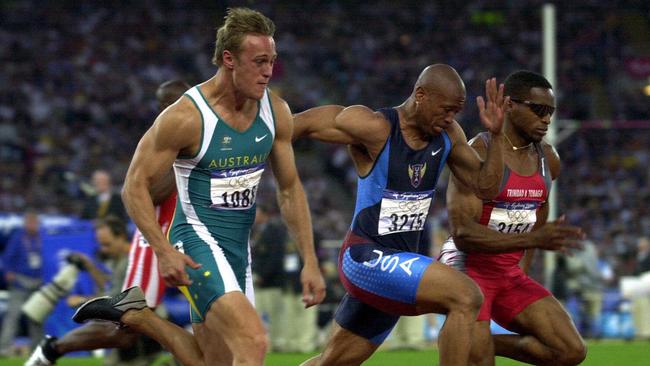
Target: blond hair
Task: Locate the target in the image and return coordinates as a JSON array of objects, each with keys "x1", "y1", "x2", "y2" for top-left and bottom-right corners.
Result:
[{"x1": 212, "y1": 7, "x2": 275, "y2": 66}]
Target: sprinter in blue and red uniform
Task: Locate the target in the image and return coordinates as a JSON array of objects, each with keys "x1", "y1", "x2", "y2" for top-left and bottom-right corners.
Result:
[{"x1": 293, "y1": 64, "x2": 508, "y2": 366}]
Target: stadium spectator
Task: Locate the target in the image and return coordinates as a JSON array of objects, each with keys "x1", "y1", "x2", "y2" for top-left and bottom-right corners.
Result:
[
  {"x1": 0, "y1": 209, "x2": 43, "y2": 356},
  {"x1": 631, "y1": 236, "x2": 650, "y2": 340},
  {"x1": 80, "y1": 170, "x2": 128, "y2": 222},
  {"x1": 566, "y1": 239, "x2": 605, "y2": 338},
  {"x1": 277, "y1": 234, "x2": 322, "y2": 353},
  {"x1": 252, "y1": 204, "x2": 290, "y2": 352}
]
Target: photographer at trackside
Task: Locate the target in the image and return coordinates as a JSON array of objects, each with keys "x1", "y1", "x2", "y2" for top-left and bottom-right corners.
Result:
[
  {"x1": 67, "y1": 216, "x2": 130, "y2": 307},
  {"x1": 30, "y1": 216, "x2": 163, "y2": 366}
]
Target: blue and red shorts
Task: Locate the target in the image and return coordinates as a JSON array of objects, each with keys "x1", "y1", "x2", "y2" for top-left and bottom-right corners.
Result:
[{"x1": 334, "y1": 233, "x2": 433, "y2": 344}]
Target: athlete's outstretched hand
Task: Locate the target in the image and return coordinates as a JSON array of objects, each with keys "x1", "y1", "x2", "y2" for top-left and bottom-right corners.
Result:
[
  {"x1": 531, "y1": 215, "x2": 585, "y2": 254},
  {"x1": 477, "y1": 77, "x2": 510, "y2": 135},
  {"x1": 158, "y1": 249, "x2": 202, "y2": 287},
  {"x1": 300, "y1": 262, "x2": 326, "y2": 308}
]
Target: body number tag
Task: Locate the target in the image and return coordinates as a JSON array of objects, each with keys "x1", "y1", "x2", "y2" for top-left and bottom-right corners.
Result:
[
  {"x1": 378, "y1": 189, "x2": 433, "y2": 235},
  {"x1": 210, "y1": 164, "x2": 264, "y2": 210}
]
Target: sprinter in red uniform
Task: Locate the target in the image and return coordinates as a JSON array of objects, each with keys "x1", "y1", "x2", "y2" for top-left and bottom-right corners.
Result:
[
  {"x1": 122, "y1": 181, "x2": 177, "y2": 308},
  {"x1": 440, "y1": 70, "x2": 586, "y2": 366}
]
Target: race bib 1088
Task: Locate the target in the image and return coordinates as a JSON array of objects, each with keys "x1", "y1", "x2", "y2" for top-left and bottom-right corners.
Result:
[
  {"x1": 210, "y1": 164, "x2": 264, "y2": 210},
  {"x1": 378, "y1": 189, "x2": 434, "y2": 235}
]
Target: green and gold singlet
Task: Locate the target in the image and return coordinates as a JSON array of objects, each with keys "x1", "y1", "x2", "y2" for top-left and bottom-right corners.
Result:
[{"x1": 169, "y1": 86, "x2": 275, "y2": 322}]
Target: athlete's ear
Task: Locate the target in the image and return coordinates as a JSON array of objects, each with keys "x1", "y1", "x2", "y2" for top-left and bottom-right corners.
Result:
[
  {"x1": 222, "y1": 50, "x2": 235, "y2": 70},
  {"x1": 415, "y1": 86, "x2": 426, "y2": 104}
]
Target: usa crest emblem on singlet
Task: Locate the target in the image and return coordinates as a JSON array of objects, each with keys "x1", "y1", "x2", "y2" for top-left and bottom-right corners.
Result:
[{"x1": 407, "y1": 163, "x2": 427, "y2": 188}]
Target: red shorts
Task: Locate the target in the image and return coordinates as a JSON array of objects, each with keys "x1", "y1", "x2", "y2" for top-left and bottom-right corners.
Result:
[
  {"x1": 466, "y1": 266, "x2": 551, "y2": 328},
  {"x1": 122, "y1": 193, "x2": 176, "y2": 307}
]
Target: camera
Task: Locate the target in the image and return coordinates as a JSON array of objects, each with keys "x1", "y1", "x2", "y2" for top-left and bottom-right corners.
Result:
[
  {"x1": 65, "y1": 253, "x2": 88, "y2": 271},
  {"x1": 21, "y1": 255, "x2": 84, "y2": 324}
]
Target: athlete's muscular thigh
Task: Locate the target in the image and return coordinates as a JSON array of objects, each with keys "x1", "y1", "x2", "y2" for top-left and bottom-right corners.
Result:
[
  {"x1": 507, "y1": 296, "x2": 583, "y2": 353},
  {"x1": 414, "y1": 261, "x2": 483, "y2": 314},
  {"x1": 202, "y1": 292, "x2": 266, "y2": 363}
]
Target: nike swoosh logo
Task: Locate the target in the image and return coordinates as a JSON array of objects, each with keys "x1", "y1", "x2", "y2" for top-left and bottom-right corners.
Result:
[
  {"x1": 431, "y1": 147, "x2": 442, "y2": 156},
  {"x1": 255, "y1": 134, "x2": 268, "y2": 142}
]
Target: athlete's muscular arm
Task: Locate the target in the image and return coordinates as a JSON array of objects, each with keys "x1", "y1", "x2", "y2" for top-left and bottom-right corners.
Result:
[
  {"x1": 446, "y1": 123, "x2": 504, "y2": 200},
  {"x1": 292, "y1": 105, "x2": 346, "y2": 142},
  {"x1": 448, "y1": 140, "x2": 583, "y2": 254},
  {"x1": 293, "y1": 105, "x2": 390, "y2": 176},
  {"x1": 446, "y1": 78, "x2": 507, "y2": 200},
  {"x1": 122, "y1": 99, "x2": 200, "y2": 287},
  {"x1": 269, "y1": 92, "x2": 326, "y2": 308},
  {"x1": 293, "y1": 105, "x2": 389, "y2": 148},
  {"x1": 149, "y1": 168, "x2": 176, "y2": 206},
  {"x1": 448, "y1": 173, "x2": 534, "y2": 253},
  {"x1": 520, "y1": 202, "x2": 550, "y2": 274}
]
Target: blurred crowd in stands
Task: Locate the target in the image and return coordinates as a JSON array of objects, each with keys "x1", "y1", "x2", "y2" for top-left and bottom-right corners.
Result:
[{"x1": 1, "y1": 0, "x2": 649, "y2": 300}]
